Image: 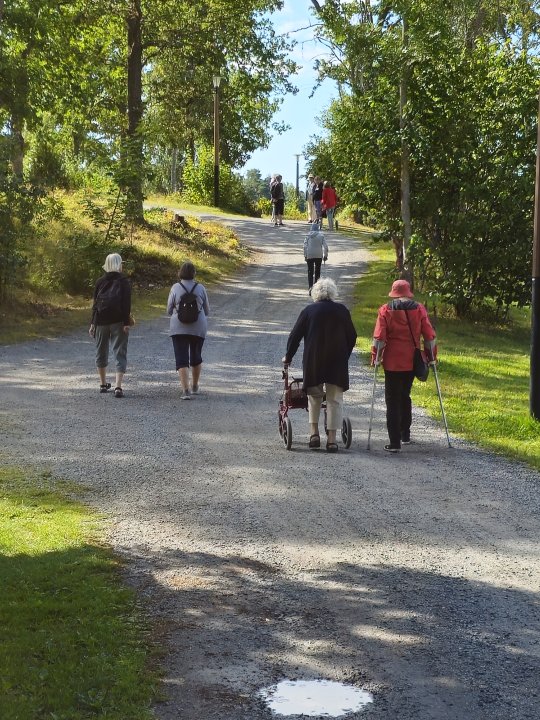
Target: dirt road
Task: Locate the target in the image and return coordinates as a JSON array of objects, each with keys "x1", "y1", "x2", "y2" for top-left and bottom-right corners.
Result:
[{"x1": 1, "y1": 217, "x2": 539, "y2": 719}]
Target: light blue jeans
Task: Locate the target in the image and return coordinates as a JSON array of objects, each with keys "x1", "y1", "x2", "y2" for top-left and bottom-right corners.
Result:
[
  {"x1": 95, "y1": 322, "x2": 129, "y2": 372},
  {"x1": 326, "y1": 207, "x2": 335, "y2": 230}
]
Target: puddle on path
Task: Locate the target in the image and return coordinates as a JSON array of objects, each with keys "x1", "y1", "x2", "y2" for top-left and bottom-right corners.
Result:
[{"x1": 259, "y1": 679, "x2": 374, "y2": 717}]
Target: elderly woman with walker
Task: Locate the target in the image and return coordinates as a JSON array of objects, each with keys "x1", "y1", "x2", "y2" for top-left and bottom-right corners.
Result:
[{"x1": 282, "y1": 278, "x2": 357, "y2": 453}]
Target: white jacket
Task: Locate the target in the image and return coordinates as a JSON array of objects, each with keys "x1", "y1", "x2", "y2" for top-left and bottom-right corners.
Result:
[{"x1": 304, "y1": 229, "x2": 328, "y2": 260}]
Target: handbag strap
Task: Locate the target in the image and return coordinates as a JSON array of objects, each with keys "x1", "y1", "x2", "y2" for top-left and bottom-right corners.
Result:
[{"x1": 403, "y1": 309, "x2": 419, "y2": 349}]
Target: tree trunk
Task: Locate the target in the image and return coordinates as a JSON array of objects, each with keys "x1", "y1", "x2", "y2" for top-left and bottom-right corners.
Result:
[
  {"x1": 170, "y1": 147, "x2": 178, "y2": 192},
  {"x1": 125, "y1": 0, "x2": 144, "y2": 223},
  {"x1": 10, "y1": 116, "x2": 24, "y2": 182},
  {"x1": 400, "y1": 16, "x2": 413, "y2": 284}
]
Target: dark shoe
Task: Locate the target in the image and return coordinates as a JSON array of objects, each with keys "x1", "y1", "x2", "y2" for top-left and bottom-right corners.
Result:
[
  {"x1": 326, "y1": 442, "x2": 338, "y2": 453},
  {"x1": 99, "y1": 383, "x2": 111, "y2": 393},
  {"x1": 114, "y1": 387, "x2": 124, "y2": 398},
  {"x1": 384, "y1": 444, "x2": 401, "y2": 453},
  {"x1": 401, "y1": 433, "x2": 411, "y2": 444},
  {"x1": 308, "y1": 434, "x2": 321, "y2": 449}
]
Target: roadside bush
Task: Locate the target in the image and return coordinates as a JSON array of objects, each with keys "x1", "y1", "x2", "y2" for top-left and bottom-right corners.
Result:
[{"x1": 181, "y1": 144, "x2": 256, "y2": 215}]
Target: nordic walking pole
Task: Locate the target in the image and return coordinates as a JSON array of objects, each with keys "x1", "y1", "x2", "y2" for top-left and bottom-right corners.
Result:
[
  {"x1": 367, "y1": 347, "x2": 382, "y2": 450},
  {"x1": 431, "y1": 361, "x2": 452, "y2": 447}
]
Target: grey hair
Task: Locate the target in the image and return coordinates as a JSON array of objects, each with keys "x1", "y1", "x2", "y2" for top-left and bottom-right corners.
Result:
[
  {"x1": 103, "y1": 253, "x2": 122, "y2": 272},
  {"x1": 311, "y1": 277, "x2": 338, "y2": 302}
]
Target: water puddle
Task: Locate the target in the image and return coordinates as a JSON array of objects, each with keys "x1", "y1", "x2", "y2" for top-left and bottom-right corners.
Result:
[{"x1": 259, "y1": 679, "x2": 374, "y2": 717}]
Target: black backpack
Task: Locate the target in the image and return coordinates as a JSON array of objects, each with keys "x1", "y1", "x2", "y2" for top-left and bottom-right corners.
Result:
[
  {"x1": 95, "y1": 277, "x2": 122, "y2": 314},
  {"x1": 177, "y1": 281, "x2": 199, "y2": 324}
]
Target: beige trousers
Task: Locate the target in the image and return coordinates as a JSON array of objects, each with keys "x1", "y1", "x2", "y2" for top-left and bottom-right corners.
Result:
[{"x1": 307, "y1": 383, "x2": 343, "y2": 431}]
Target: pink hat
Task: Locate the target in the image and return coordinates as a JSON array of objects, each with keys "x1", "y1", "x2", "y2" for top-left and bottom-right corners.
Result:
[{"x1": 388, "y1": 279, "x2": 413, "y2": 298}]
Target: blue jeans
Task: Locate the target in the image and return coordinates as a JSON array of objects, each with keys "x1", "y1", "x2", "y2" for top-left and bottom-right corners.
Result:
[{"x1": 326, "y1": 207, "x2": 335, "y2": 230}]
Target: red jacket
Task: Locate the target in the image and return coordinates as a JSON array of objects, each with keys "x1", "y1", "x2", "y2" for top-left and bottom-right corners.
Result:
[
  {"x1": 373, "y1": 299, "x2": 436, "y2": 371},
  {"x1": 321, "y1": 187, "x2": 337, "y2": 210}
]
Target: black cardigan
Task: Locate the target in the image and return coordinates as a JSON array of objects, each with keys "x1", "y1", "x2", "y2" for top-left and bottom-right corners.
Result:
[{"x1": 285, "y1": 300, "x2": 357, "y2": 390}]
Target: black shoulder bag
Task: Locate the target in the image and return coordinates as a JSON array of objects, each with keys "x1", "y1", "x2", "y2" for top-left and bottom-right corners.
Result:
[{"x1": 404, "y1": 310, "x2": 429, "y2": 382}]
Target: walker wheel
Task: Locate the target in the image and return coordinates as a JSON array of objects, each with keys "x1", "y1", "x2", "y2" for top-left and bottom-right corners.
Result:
[
  {"x1": 282, "y1": 417, "x2": 292, "y2": 450},
  {"x1": 342, "y1": 417, "x2": 352, "y2": 449},
  {"x1": 278, "y1": 410, "x2": 284, "y2": 437}
]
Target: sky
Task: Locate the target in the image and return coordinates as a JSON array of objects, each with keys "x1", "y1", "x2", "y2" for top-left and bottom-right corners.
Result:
[{"x1": 241, "y1": 0, "x2": 337, "y2": 190}]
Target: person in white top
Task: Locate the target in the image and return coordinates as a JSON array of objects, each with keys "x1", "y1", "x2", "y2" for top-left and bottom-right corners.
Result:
[
  {"x1": 166, "y1": 261, "x2": 210, "y2": 399},
  {"x1": 303, "y1": 223, "x2": 329, "y2": 294}
]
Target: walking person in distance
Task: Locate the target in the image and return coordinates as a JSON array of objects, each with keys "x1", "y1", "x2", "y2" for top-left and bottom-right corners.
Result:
[
  {"x1": 283, "y1": 278, "x2": 357, "y2": 453},
  {"x1": 270, "y1": 174, "x2": 285, "y2": 226},
  {"x1": 372, "y1": 279, "x2": 437, "y2": 452},
  {"x1": 304, "y1": 222, "x2": 328, "y2": 294},
  {"x1": 321, "y1": 180, "x2": 338, "y2": 231},
  {"x1": 167, "y1": 261, "x2": 210, "y2": 400},
  {"x1": 89, "y1": 253, "x2": 132, "y2": 398}
]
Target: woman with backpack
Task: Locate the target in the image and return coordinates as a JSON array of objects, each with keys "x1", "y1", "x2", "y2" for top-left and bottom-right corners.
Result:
[
  {"x1": 89, "y1": 253, "x2": 132, "y2": 398},
  {"x1": 167, "y1": 261, "x2": 210, "y2": 400}
]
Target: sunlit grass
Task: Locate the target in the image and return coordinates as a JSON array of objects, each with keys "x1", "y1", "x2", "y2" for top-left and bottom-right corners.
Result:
[
  {"x1": 0, "y1": 200, "x2": 247, "y2": 345},
  {"x1": 0, "y1": 466, "x2": 158, "y2": 719},
  {"x1": 352, "y1": 241, "x2": 540, "y2": 470}
]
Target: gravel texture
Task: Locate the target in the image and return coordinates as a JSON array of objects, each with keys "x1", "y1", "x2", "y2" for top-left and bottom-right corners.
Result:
[{"x1": 1, "y1": 216, "x2": 539, "y2": 720}]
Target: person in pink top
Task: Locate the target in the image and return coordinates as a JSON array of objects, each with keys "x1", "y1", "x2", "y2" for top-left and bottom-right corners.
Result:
[
  {"x1": 372, "y1": 279, "x2": 437, "y2": 452},
  {"x1": 321, "y1": 181, "x2": 338, "y2": 230}
]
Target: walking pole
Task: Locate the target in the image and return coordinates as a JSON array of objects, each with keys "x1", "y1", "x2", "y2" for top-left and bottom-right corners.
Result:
[
  {"x1": 431, "y1": 361, "x2": 452, "y2": 447},
  {"x1": 367, "y1": 347, "x2": 382, "y2": 450}
]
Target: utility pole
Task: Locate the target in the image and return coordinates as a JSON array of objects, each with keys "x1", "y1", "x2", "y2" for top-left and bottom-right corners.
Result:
[
  {"x1": 295, "y1": 154, "x2": 301, "y2": 199},
  {"x1": 531, "y1": 89, "x2": 540, "y2": 419},
  {"x1": 213, "y1": 75, "x2": 222, "y2": 208}
]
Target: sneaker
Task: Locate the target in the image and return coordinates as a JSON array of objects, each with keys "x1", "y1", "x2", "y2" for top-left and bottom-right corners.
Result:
[
  {"x1": 384, "y1": 444, "x2": 401, "y2": 453},
  {"x1": 191, "y1": 385, "x2": 200, "y2": 395},
  {"x1": 401, "y1": 434, "x2": 411, "y2": 444},
  {"x1": 181, "y1": 389, "x2": 191, "y2": 400}
]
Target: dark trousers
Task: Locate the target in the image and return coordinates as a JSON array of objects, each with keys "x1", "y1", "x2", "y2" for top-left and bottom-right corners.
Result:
[
  {"x1": 384, "y1": 370, "x2": 415, "y2": 446},
  {"x1": 306, "y1": 258, "x2": 322, "y2": 288}
]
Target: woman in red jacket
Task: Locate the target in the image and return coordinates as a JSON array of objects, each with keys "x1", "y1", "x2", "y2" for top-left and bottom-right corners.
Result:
[
  {"x1": 321, "y1": 181, "x2": 338, "y2": 230},
  {"x1": 372, "y1": 279, "x2": 436, "y2": 452}
]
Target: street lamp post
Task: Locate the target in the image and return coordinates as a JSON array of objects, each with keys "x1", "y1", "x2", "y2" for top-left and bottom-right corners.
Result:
[
  {"x1": 294, "y1": 154, "x2": 301, "y2": 199},
  {"x1": 531, "y1": 88, "x2": 540, "y2": 419},
  {"x1": 213, "y1": 74, "x2": 221, "y2": 208}
]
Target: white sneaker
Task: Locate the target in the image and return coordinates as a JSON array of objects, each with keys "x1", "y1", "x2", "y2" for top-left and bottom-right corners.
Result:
[
  {"x1": 191, "y1": 385, "x2": 200, "y2": 395},
  {"x1": 181, "y1": 389, "x2": 191, "y2": 400}
]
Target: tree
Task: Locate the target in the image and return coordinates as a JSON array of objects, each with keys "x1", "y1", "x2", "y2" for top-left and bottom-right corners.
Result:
[{"x1": 306, "y1": 0, "x2": 540, "y2": 314}]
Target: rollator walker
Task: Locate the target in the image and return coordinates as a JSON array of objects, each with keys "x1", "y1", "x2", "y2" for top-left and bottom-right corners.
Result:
[{"x1": 278, "y1": 364, "x2": 352, "y2": 450}]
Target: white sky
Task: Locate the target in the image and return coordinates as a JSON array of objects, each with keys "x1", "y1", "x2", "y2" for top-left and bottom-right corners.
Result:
[{"x1": 242, "y1": 0, "x2": 336, "y2": 188}]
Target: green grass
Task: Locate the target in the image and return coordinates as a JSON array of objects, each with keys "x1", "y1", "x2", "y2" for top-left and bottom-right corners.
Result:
[
  {"x1": 352, "y1": 240, "x2": 540, "y2": 470},
  {"x1": 0, "y1": 466, "x2": 158, "y2": 719},
  {"x1": 0, "y1": 200, "x2": 247, "y2": 345}
]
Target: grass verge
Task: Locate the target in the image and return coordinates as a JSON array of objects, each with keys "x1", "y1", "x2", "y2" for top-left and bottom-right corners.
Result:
[
  {"x1": 0, "y1": 466, "x2": 158, "y2": 719},
  {"x1": 352, "y1": 240, "x2": 540, "y2": 471},
  {"x1": 0, "y1": 199, "x2": 248, "y2": 345}
]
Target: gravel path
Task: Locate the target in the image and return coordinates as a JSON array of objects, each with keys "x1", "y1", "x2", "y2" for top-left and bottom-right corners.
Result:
[{"x1": 1, "y1": 217, "x2": 539, "y2": 720}]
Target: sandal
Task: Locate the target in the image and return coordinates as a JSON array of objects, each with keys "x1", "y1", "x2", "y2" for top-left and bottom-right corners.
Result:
[
  {"x1": 99, "y1": 383, "x2": 111, "y2": 393},
  {"x1": 326, "y1": 442, "x2": 338, "y2": 453},
  {"x1": 308, "y1": 434, "x2": 321, "y2": 449},
  {"x1": 114, "y1": 387, "x2": 124, "y2": 398}
]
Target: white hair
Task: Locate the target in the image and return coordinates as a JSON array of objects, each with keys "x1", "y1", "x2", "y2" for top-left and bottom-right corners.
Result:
[
  {"x1": 103, "y1": 253, "x2": 123, "y2": 272},
  {"x1": 311, "y1": 277, "x2": 338, "y2": 302}
]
